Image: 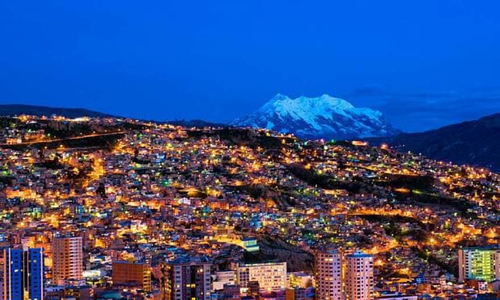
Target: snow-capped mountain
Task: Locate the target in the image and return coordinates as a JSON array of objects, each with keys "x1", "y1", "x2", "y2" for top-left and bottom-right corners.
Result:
[{"x1": 231, "y1": 94, "x2": 400, "y2": 140}]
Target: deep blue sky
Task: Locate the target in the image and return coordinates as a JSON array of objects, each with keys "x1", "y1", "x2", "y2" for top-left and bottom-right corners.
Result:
[{"x1": 1, "y1": 0, "x2": 500, "y2": 132}]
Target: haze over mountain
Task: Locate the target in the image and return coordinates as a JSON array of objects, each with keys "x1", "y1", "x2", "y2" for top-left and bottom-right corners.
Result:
[
  {"x1": 371, "y1": 113, "x2": 500, "y2": 172},
  {"x1": 232, "y1": 94, "x2": 399, "y2": 140}
]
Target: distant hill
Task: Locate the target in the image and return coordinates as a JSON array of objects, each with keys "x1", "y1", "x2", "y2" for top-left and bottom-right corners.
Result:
[
  {"x1": 370, "y1": 113, "x2": 500, "y2": 172},
  {"x1": 0, "y1": 104, "x2": 230, "y2": 129},
  {"x1": 0, "y1": 104, "x2": 113, "y2": 118}
]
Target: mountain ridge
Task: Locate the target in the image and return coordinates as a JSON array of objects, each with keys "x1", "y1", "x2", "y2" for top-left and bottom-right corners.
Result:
[
  {"x1": 369, "y1": 113, "x2": 500, "y2": 171},
  {"x1": 0, "y1": 104, "x2": 114, "y2": 118},
  {"x1": 0, "y1": 105, "x2": 228, "y2": 128}
]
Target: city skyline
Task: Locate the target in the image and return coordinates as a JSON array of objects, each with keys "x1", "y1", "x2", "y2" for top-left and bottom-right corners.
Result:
[{"x1": 0, "y1": 1, "x2": 499, "y2": 299}]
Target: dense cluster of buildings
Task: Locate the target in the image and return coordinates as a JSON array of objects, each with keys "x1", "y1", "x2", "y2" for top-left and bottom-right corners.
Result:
[{"x1": 0, "y1": 115, "x2": 498, "y2": 299}]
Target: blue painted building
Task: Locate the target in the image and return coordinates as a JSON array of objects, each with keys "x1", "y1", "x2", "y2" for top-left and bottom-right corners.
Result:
[{"x1": 3, "y1": 247, "x2": 44, "y2": 300}]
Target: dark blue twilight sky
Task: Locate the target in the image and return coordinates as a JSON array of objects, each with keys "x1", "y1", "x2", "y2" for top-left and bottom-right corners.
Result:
[{"x1": 1, "y1": 0, "x2": 500, "y2": 132}]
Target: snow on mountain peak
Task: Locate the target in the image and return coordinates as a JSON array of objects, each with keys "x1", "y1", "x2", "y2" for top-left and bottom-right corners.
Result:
[
  {"x1": 232, "y1": 94, "x2": 399, "y2": 139},
  {"x1": 270, "y1": 93, "x2": 290, "y2": 101}
]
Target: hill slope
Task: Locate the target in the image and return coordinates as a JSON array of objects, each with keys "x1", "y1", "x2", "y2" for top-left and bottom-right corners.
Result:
[
  {"x1": 371, "y1": 113, "x2": 500, "y2": 171},
  {"x1": 0, "y1": 104, "x2": 226, "y2": 128},
  {"x1": 232, "y1": 94, "x2": 399, "y2": 140},
  {"x1": 0, "y1": 104, "x2": 113, "y2": 118}
]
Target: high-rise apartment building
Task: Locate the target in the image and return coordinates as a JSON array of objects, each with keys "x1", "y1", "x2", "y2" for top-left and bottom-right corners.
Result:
[
  {"x1": 52, "y1": 236, "x2": 83, "y2": 286},
  {"x1": 2, "y1": 247, "x2": 44, "y2": 300},
  {"x1": 345, "y1": 251, "x2": 374, "y2": 300},
  {"x1": 458, "y1": 247, "x2": 500, "y2": 283},
  {"x1": 315, "y1": 250, "x2": 342, "y2": 300},
  {"x1": 236, "y1": 262, "x2": 287, "y2": 292},
  {"x1": 160, "y1": 257, "x2": 212, "y2": 300}
]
